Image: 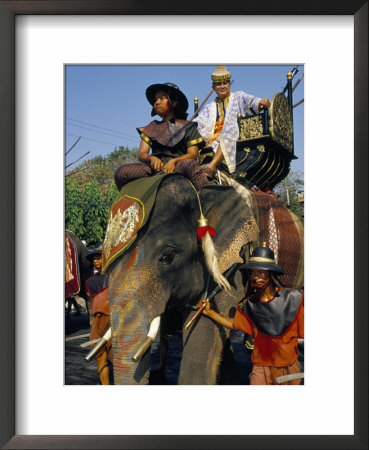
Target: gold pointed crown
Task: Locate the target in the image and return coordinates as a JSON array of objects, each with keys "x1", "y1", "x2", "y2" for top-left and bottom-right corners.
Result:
[{"x1": 211, "y1": 65, "x2": 231, "y2": 83}]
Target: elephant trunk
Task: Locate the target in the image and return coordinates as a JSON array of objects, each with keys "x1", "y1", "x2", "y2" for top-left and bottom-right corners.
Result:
[
  {"x1": 109, "y1": 251, "x2": 166, "y2": 385},
  {"x1": 110, "y1": 295, "x2": 150, "y2": 384}
]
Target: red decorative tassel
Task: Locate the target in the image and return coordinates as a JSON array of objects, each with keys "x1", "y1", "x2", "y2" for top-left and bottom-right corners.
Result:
[{"x1": 197, "y1": 226, "x2": 216, "y2": 241}]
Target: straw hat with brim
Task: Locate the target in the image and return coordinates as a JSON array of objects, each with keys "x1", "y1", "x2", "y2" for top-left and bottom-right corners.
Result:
[
  {"x1": 145, "y1": 82, "x2": 189, "y2": 113},
  {"x1": 87, "y1": 241, "x2": 103, "y2": 261},
  {"x1": 239, "y1": 244, "x2": 284, "y2": 274}
]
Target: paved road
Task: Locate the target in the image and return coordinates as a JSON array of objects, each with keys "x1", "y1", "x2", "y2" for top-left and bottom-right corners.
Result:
[{"x1": 65, "y1": 307, "x2": 103, "y2": 385}]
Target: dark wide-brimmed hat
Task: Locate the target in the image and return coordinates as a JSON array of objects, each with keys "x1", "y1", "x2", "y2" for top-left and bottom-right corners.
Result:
[
  {"x1": 239, "y1": 242, "x2": 283, "y2": 274},
  {"x1": 145, "y1": 82, "x2": 189, "y2": 113},
  {"x1": 87, "y1": 241, "x2": 103, "y2": 261}
]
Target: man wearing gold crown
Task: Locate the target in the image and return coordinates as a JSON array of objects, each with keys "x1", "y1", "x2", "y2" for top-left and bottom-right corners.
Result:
[
  {"x1": 194, "y1": 66, "x2": 271, "y2": 177},
  {"x1": 197, "y1": 243, "x2": 304, "y2": 385}
]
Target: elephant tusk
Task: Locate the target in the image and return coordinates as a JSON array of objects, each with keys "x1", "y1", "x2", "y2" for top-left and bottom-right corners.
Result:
[
  {"x1": 131, "y1": 316, "x2": 161, "y2": 363},
  {"x1": 84, "y1": 327, "x2": 111, "y2": 362}
]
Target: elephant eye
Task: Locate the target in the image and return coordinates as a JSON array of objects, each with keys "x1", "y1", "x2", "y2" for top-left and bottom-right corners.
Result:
[{"x1": 159, "y1": 250, "x2": 176, "y2": 265}]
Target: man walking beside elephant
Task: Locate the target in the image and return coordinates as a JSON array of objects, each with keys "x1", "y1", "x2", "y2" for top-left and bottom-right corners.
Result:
[
  {"x1": 198, "y1": 243, "x2": 304, "y2": 385},
  {"x1": 86, "y1": 242, "x2": 113, "y2": 385}
]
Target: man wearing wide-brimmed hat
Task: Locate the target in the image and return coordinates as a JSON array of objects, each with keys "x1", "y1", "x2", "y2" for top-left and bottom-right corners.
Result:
[
  {"x1": 86, "y1": 242, "x2": 113, "y2": 384},
  {"x1": 115, "y1": 82, "x2": 208, "y2": 191},
  {"x1": 197, "y1": 243, "x2": 304, "y2": 385},
  {"x1": 194, "y1": 66, "x2": 271, "y2": 178}
]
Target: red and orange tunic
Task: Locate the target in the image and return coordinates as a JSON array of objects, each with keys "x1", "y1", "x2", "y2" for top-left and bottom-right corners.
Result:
[{"x1": 233, "y1": 289, "x2": 304, "y2": 367}]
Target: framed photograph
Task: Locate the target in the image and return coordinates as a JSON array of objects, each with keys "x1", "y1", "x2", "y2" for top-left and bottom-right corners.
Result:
[
  {"x1": 64, "y1": 63, "x2": 305, "y2": 389},
  {"x1": 1, "y1": 1, "x2": 367, "y2": 449}
]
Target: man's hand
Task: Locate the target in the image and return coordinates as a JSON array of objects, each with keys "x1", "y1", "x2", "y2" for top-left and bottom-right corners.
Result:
[
  {"x1": 197, "y1": 299, "x2": 211, "y2": 316},
  {"x1": 163, "y1": 159, "x2": 177, "y2": 174},
  {"x1": 259, "y1": 97, "x2": 271, "y2": 110},
  {"x1": 150, "y1": 156, "x2": 164, "y2": 172},
  {"x1": 195, "y1": 299, "x2": 235, "y2": 329}
]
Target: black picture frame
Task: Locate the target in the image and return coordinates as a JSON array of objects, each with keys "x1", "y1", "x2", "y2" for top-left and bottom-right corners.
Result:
[{"x1": 0, "y1": 1, "x2": 367, "y2": 449}]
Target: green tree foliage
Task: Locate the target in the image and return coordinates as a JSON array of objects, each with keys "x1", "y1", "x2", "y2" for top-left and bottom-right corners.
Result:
[
  {"x1": 107, "y1": 181, "x2": 119, "y2": 209},
  {"x1": 67, "y1": 146, "x2": 138, "y2": 195},
  {"x1": 65, "y1": 146, "x2": 138, "y2": 244},
  {"x1": 82, "y1": 179, "x2": 109, "y2": 246},
  {"x1": 274, "y1": 170, "x2": 304, "y2": 220},
  {"x1": 65, "y1": 177, "x2": 85, "y2": 237}
]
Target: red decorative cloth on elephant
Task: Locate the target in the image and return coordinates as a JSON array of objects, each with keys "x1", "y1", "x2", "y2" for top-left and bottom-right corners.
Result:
[
  {"x1": 102, "y1": 173, "x2": 169, "y2": 272},
  {"x1": 65, "y1": 232, "x2": 81, "y2": 298},
  {"x1": 251, "y1": 190, "x2": 304, "y2": 289}
]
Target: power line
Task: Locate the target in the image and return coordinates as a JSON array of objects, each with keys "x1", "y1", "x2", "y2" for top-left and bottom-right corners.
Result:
[
  {"x1": 66, "y1": 133, "x2": 137, "y2": 148},
  {"x1": 66, "y1": 122, "x2": 139, "y2": 143},
  {"x1": 67, "y1": 104, "x2": 137, "y2": 127},
  {"x1": 66, "y1": 117, "x2": 138, "y2": 139}
]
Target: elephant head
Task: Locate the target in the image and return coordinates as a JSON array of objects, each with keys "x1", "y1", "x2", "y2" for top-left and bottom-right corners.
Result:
[{"x1": 104, "y1": 174, "x2": 259, "y2": 384}]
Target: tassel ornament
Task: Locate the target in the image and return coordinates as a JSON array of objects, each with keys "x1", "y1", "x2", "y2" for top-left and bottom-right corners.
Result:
[{"x1": 197, "y1": 213, "x2": 216, "y2": 241}]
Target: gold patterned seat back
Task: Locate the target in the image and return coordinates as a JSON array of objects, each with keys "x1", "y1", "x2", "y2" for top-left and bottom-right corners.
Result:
[
  {"x1": 238, "y1": 93, "x2": 293, "y2": 153},
  {"x1": 269, "y1": 93, "x2": 293, "y2": 153}
]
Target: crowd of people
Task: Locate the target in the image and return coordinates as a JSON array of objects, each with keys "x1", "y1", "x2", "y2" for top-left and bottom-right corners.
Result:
[{"x1": 67, "y1": 66, "x2": 303, "y2": 386}]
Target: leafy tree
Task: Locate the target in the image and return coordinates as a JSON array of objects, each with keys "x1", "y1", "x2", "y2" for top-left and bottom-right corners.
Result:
[
  {"x1": 107, "y1": 147, "x2": 138, "y2": 170},
  {"x1": 65, "y1": 177, "x2": 85, "y2": 238},
  {"x1": 274, "y1": 170, "x2": 304, "y2": 220},
  {"x1": 82, "y1": 179, "x2": 108, "y2": 246},
  {"x1": 66, "y1": 146, "x2": 138, "y2": 195},
  {"x1": 65, "y1": 146, "x2": 138, "y2": 244},
  {"x1": 107, "y1": 181, "x2": 119, "y2": 209}
]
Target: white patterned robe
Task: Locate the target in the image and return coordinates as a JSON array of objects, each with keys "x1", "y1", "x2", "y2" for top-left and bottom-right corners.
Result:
[{"x1": 194, "y1": 91, "x2": 261, "y2": 173}]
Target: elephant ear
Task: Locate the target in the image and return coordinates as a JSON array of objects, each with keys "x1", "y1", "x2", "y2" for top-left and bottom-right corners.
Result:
[{"x1": 199, "y1": 184, "x2": 259, "y2": 274}]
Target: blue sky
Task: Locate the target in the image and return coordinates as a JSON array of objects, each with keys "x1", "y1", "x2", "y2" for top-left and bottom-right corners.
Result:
[{"x1": 65, "y1": 65, "x2": 304, "y2": 173}]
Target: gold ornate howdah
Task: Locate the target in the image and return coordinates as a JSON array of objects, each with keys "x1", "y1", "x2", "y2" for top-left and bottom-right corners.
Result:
[
  {"x1": 269, "y1": 93, "x2": 293, "y2": 153},
  {"x1": 239, "y1": 115, "x2": 264, "y2": 140}
]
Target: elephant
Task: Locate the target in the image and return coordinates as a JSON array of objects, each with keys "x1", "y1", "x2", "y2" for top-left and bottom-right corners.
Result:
[
  {"x1": 65, "y1": 230, "x2": 93, "y2": 322},
  {"x1": 104, "y1": 173, "x2": 304, "y2": 385}
]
